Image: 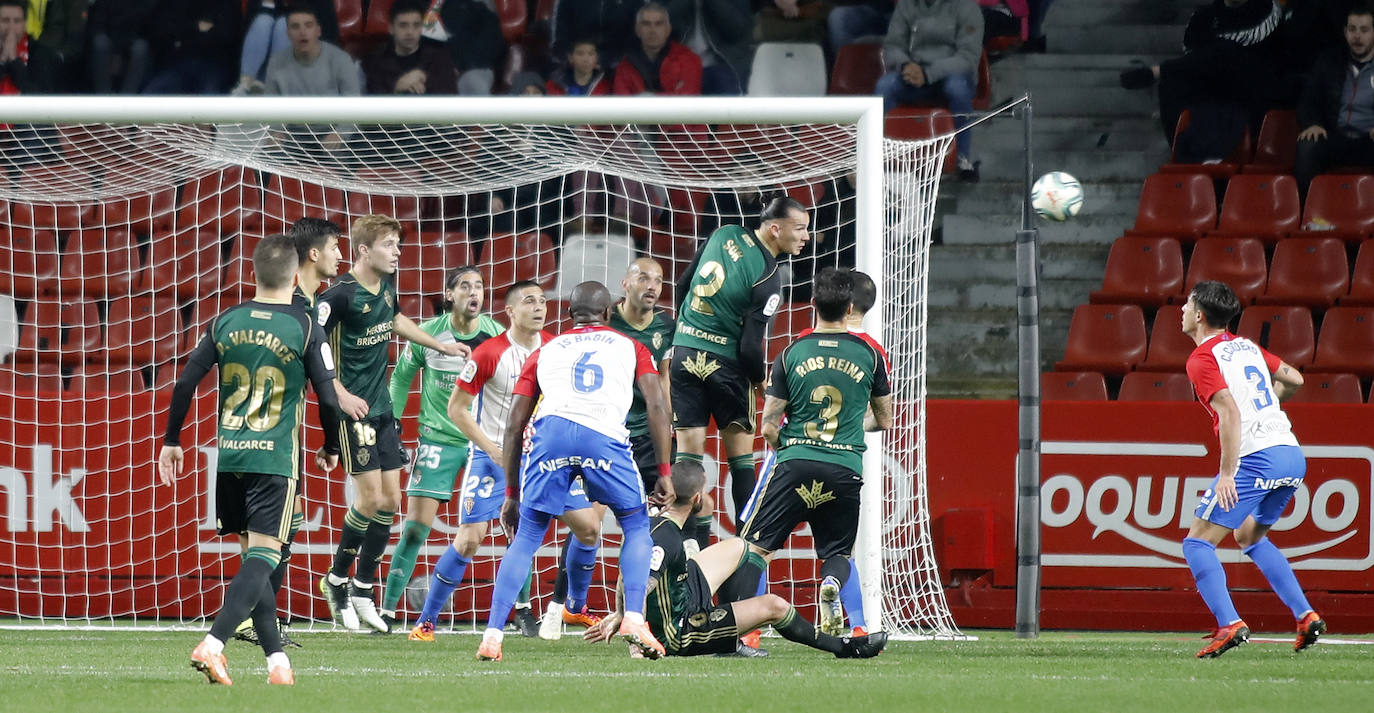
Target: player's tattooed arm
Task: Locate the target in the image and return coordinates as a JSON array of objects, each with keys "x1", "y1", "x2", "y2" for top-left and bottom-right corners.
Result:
[
  {"x1": 866, "y1": 395, "x2": 894, "y2": 432},
  {"x1": 1270, "y1": 360, "x2": 1304, "y2": 402},
  {"x1": 761, "y1": 395, "x2": 787, "y2": 447}
]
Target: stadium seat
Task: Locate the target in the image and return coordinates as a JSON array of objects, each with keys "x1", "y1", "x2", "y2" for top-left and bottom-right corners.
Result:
[
  {"x1": 1256, "y1": 237, "x2": 1349, "y2": 309},
  {"x1": 1040, "y1": 371, "x2": 1108, "y2": 401},
  {"x1": 220, "y1": 255, "x2": 255, "y2": 306},
  {"x1": 1054, "y1": 304, "x2": 1148, "y2": 375},
  {"x1": 64, "y1": 300, "x2": 102, "y2": 363},
  {"x1": 1297, "y1": 174, "x2": 1374, "y2": 243},
  {"x1": 104, "y1": 295, "x2": 181, "y2": 366},
  {"x1": 337, "y1": 0, "x2": 365, "y2": 41},
  {"x1": 1212, "y1": 174, "x2": 1300, "y2": 244},
  {"x1": 492, "y1": 0, "x2": 527, "y2": 42},
  {"x1": 1160, "y1": 109, "x2": 1251, "y2": 180},
  {"x1": 1182, "y1": 237, "x2": 1267, "y2": 304},
  {"x1": 1342, "y1": 239, "x2": 1374, "y2": 307},
  {"x1": 1089, "y1": 236, "x2": 1184, "y2": 307},
  {"x1": 1118, "y1": 371, "x2": 1195, "y2": 402},
  {"x1": 973, "y1": 50, "x2": 992, "y2": 110},
  {"x1": 0, "y1": 362, "x2": 63, "y2": 392},
  {"x1": 766, "y1": 302, "x2": 815, "y2": 363},
  {"x1": 748, "y1": 43, "x2": 827, "y2": 96},
  {"x1": 57, "y1": 238, "x2": 139, "y2": 298},
  {"x1": 884, "y1": 107, "x2": 956, "y2": 173},
  {"x1": 9, "y1": 165, "x2": 96, "y2": 232},
  {"x1": 1310, "y1": 307, "x2": 1374, "y2": 377},
  {"x1": 1242, "y1": 110, "x2": 1297, "y2": 175},
  {"x1": 397, "y1": 294, "x2": 433, "y2": 321},
  {"x1": 535, "y1": 0, "x2": 556, "y2": 23},
  {"x1": 175, "y1": 166, "x2": 262, "y2": 236},
  {"x1": 364, "y1": 0, "x2": 395, "y2": 36},
  {"x1": 783, "y1": 179, "x2": 827, "y2": 209},
  {"x1": 1289, "y1": 372, "x2": 1362, "y2": 404},
  {"x1": 1236, "y1": 306, "x2": 1315, "y2": 367},
  {"x1": 481, "y1": 232, "x2": 556, "y2": 293},
  {"x1": 262, "y1": 175, "x2": 348, "y2": 235},
  {"x1": 1138, "y1": 305, "x2": 1197, "y2": 372},
  {"x1": 146, "y1": 228, "x2": 223, "y2": 299},
  {"x1": 665, "y1": 186, "x2": 707, "y2": 237},
  {"x1": 829, "y1": 42, "x2": 883, "y2": 95},
  {"x1": 554, "y1": 234, "x2": 637, "y2": 300},
  {"x1": 0, "y1": 228, "x2": 60, "y2": 297},
  {"x1": 1129, "y1": 173, "x2": 1216, "y2": 240},
  {"x1": 544, "y1": 299, "x2": 573, "y2": 335},
  {"x1": 395, "y1": 235, "x2": 472, "y2": 303},
  {"x1": 346, "y1": 180, "x2": 423, "y2": 237},
  {"x1": 14, "y1": 299, "x2": 62, "y2": 364},
  {"x1": 91, "y1": 187, "x2": 177, "y2": 236},
  {"x1": 69, "y1": 363, "x2": 142, "y2": 393}
]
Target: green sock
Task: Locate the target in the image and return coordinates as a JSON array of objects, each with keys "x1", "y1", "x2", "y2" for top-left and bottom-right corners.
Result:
[
  {"x1": 692, "y1": 515, "x2": 714, "y2": 551},
  {"x1": 516, "y1": 568, "x2": 533, "y2": 607},
  {"x1": 675, "y1": 452, "x2": 704, "y2": 465},
  {"x1": 355, "y1": 509, "x2": 396, "y2": 585},
  {"x1": 330, "y1": 506, "x2": 371, "y2": 578},
  {"x1": 774, "y1": 606, "x2": 843, "y2": 654},
  {"x1": 383, "y1": 520, "x2": 431, "y2": 612},
  {"x1": 728, "y1": 454, "x2": 755, "y2": 527}
]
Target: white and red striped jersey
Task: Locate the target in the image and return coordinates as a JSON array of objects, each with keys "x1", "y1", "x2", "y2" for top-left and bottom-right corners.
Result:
[
  {"x1": 513, "y1": 325, "x2": 658, "y2": 442},
  {"x1": 457, "y1": 330, "x2": 552, "y2": 444},
  {"x1": 1185, "y1": 332, "x2": 1298, "y2": 456}
]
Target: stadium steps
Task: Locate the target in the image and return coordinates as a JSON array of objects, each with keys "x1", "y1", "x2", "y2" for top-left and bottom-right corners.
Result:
[{"x1": 927, "y1": 0, "x2": 1187, "y2": 398}]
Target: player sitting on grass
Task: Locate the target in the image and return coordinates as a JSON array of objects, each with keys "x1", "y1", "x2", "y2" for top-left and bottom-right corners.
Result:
[{"x1": 584, "y1": 460, "x2": 887, "y2": 659}]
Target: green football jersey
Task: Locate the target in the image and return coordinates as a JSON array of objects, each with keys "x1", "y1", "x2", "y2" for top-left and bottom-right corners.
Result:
[
  {"x1": 766, "y1": 330, "x2": 891, "y2": 473},
  {"x1": 646, "y1": 516, "x2": 690, "y2": 651},
  {"x1": 292, "y1": 284, "x2": 318, "y2": 322},
  {"x1": 673, "y1": 225, "x2": 781, "y2": 362},
  {"x1": 318, "y1": 272, "x2": 397, "y2": 419},
  {"x1": 609, "y1": 304, "x2": 674, "y2": 439},
  {"x1": 389, "y1": 313, "x2": 505, "y2": 447},
  {"x1": 206, "y1": 302, "x2": 322, "y2": 479}
]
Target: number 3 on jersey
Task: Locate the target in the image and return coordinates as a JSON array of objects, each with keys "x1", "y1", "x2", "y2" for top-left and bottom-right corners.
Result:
[
  {"x1": 572, "y1": 352, "x2": 604, "y2": 393},
  {"x1": 1244, "y1": 365, "x2": 1273, "y2": 409}
]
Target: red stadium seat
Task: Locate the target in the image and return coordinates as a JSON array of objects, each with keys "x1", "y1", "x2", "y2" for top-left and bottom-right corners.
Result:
[
  {"x1": 545, "y1": 299, "x2": 573, "y2": 335},
  {"x1": 1289, "y1": 373, "x2": 1362, "y2": 404},
  {"x1": 397, "y1": 294, "x2": 434, "y2": 321},
  {"x1": 1129, "y1": 173, "x2": 1217, "y2": 240},
  {"x1": 767, "y1": 302, "x2": 814, "y2": 363},
  {"x1": 147, "y1": 228, "x2": 223, "y2": 299},
  {"x1": 481, "y1": 232, "x2": 556, "y2": 292},
  {"x1": 1242, "y1": 110, "x2": 1297, "y2": 175},
  {"x1": 337, "y1": 0, "x2": 365, "y2": 41},
  {"x1": 0, "y1": 362, "x2": 63, "y2": 392},
  {"x1": 1089, "y1": 236, "x2": 1184, "y2": 307},
  {"x1": 395, "y1": 240, "x2": 458, "y2": 303},
  {"x1": 884, "y1": 107, "x2": 956, "y2": 173},
  {"x1": 57, "y1": 239, "x2": 139, "y2": 298},
  {"x1": 1054, "y1": 304, "x2": 1148, "y2": 375},
  {"x1": 262, "y1": 175, "x2": 348, "y2": 235},
  {"x1": 1138, "y1": 305, "x2": 1197, "y2": 372},
  {"x1": 14, "y1": 299, "x2": 63, "y2": 364},
  {"x1": 91, "y1": 187, "x2": 177, "y2": 236},
  {"x1": 364, "y1": 0, "x2": 395, "y2": 35},
  {"x1": 1297, "y1": 174, "x2": 1374, "y2": 243},
  {"x1": 1213, "y1": 174, "x2": 1300, "y2": 244},
  {"x1": 973, "y1": 51, "x2": 992, "y2": 110},
  {"x1": 665, "y1": 186, "x2": 707, "y2": 238},
  {"x1": 1256, "y1": 237, "x2": 1349, "y2": 309},
  {"x1": 8, "y1": 165, "x2": 96, "y2": 232},
  {"x1": 1160, "y1": 109, "x2": 1251, "y2": 180},
  {"x1": 69, "y1": 363, "x2": 143, "y2": 393},
  {"x1": 1311, "y1": 307, "x2": 1374, "y2": 377},
  {"x1": 0, "y1": 228, "x2": 60, "y2": 297},
  {"x1": 1236, "y1": 306, "x2": 1315, "y2": 367},
  {"x1": 1182, "y1": 237, "x2": 1267, "y2": 305},
  {"x1": 492, "y1": 0, "x2": 527, "y2": 42},
  {"x1": 176, "y1": 166, "x2": 262, "y2": 236},
  {"x1": 1343, "y1": 239, "x2": 1374, "y2": 307},
  {"x1": 535, "y1": 0, "x2": 556, "y2": 23},
  {"x1": 1040, "y1": 371, "x2": 1108, "y2": 401},
  {"x1": 1118, "y1": 371, "x2": 1195, "y2": 402},
  {"x1": 220, "y1": 253, "x2": 256, "y2": 306},
  {"x1": 104, "y1": 295, "x2": 181, "y2": 366},
  {"x1": 346, "y1": 183, "x2": 423, "y2": 238},
  {"x1": 64, "y1": 300, "x2": 103, "y2": 363},
  {"x1": 829, "y1": 42, "x2": 883, "y2": 95}
]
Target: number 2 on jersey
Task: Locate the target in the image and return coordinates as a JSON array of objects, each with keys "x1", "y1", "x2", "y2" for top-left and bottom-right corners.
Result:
[
  {"x1": 1244, "y1": 365, "x2": 1273, "y2": 409},
  {"x1": 220, "y1": 364, "x2": 286, "y2": 431},
  {"x1": 690, "y1": 260, "x2": 725, "y2": 316},
  {"x1": 572, "y1": 352, "x2": 604, "y2": 393}
]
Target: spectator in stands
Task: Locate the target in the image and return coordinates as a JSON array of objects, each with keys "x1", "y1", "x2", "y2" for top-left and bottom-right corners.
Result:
[
  {"x1": 143, "y1": 0, "x2": 240, "y2": 95},
  {"x1": 1119, "y1": 0, "x2": 1290, "y2": 146},
  {"x1": 755, "y1": 0, "x2": 829, "y2": 48},
  {"x1": 0, "y1": 0, "x2": 59, "y2": 94},
  {"x1": 428, "y1": 0, "x2": 505, "y2": 96},
  {"x1": 362, "y1": 0, "x2": 458, "y2": 95},
  {"x1": 545, "y1": 38, "x2": 610, "y2": 96},
  {"x1": 1024, "y1": 0, "x2": 1050, "y2": 52},
  {"x1": 553, "y1": 0, "x2": 641, "y2": 70},
  {"x1": 1296, "y1": 3, "x2": 1374, "y2": 198},
  {"x1": 876, "y1": 0, "x2": 983, "y2": 182},
  {"x1": 613, "y1": 3, "x2": 702, "y2": 95},
  {"x1": 233, "y1": 0, "x2": 339, "y2": 96},
  {"x1": 979, "y1": 0, "x2": 1026, "y2": 51},
  {"x1": 86, "y1": 0, "x2": 155, "y2": 93},
  {"x1": 664, "y1": 0, "x2": 753, "y2": 94},
  {"x1": 508, "y1": 70, "x2": 545, "y2": 95},
  {"x1": 27, "y1": 0, "x2": 85, "y2": 65},
  {"x1": 828, "y1": 0, "x2": 893, "y2": 56},
  {"x1": 265, "y1": 5, "x2": 358, "y2": 153}
]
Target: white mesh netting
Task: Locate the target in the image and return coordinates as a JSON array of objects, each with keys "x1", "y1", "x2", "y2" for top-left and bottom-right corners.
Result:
[{"x1": 0, "y1": 116, "x2": 957, "y2": 637}]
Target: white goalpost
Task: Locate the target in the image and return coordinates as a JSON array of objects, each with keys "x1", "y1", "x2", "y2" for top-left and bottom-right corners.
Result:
[{"x1": 0, "y1": 96, "x2": 958, "y2": 638}]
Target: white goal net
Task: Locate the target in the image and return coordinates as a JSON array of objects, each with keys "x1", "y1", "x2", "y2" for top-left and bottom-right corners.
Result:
[{"x1": 0, "y1": 97, "x2": 957, "y2": 638}]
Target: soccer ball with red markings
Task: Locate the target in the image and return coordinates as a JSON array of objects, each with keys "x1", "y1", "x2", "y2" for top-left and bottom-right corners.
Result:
[{"x1": 1031, "y1": 171, "x2": 1084, "y2": 222}]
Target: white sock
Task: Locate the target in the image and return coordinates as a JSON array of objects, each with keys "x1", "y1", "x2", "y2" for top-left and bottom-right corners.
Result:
[
  {"x1": 351, "y1": 579, "x2": 373, "y2": 591},
  {"x1": 513, "y1": 602, "x2": 530, "y2": 610},
  {"x1": 266, "y1": 652, "x2": 290, "y2": 671},
  {"x1": 623, "y1": 611, "x2": 645, "y2": 626},
  {"x1": 201, "y1": 634, "x2": 225, "y2": 655},
  {"x1": 484, "y1": 628, "x2": 504, "y2": 643},
  {"x1": 326, "y1": 572, "x2": 348, "y2": 586}
]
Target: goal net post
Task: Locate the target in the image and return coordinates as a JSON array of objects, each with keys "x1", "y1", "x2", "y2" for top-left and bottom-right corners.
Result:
[{"x1": 0, "y1": 96, "x2": 957, "y2": 638}]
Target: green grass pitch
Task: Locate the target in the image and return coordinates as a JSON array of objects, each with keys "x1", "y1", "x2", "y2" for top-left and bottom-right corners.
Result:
[{"x1": 2, "y1": 627, "x2": 1371, "y2": 713}]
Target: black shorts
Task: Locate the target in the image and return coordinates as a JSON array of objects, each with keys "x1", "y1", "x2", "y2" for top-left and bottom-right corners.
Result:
[
  {"x1": 216, "y1": 472, "x2": 297, "y2": 542},
  {"x1": 669, "y1": 347, "x2": 755, "y2": 432},
  {"x1": 630, "y1": 433, "x2": 677, "y2": 493},
  {"x1": 739, "y1": 458, "x2": 862, "y2": 560},
  {"x1": 339, "y1": 413, "x2": 407, "y2": 475},
  {"x1": 670, "y1": 561, "x2": 738, "y2": 657}
]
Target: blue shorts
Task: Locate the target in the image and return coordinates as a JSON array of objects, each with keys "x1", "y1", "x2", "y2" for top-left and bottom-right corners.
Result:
[
  {"x1": 459, "y1": 448, "x2": 592, "y2": 524},
  {"x1": 1194, "y1": 444, "x2": 1306, "y2": 530},
  {"x1": 521, "y1": 416, "x2": 645, "y2": 515}
]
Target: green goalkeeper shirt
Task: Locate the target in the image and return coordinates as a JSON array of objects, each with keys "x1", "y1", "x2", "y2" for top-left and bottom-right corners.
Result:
[{"x1": 388, "y1": 313, "x2": 505, "y2": 447}]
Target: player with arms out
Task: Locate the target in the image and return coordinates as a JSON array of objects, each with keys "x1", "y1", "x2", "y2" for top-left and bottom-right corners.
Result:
[
  {"x1": 672, "y1": 196, "x2": 810, "y2": 530},
  {"x1": 316, "y1": 214, "x2": 468, "y2": 633},
  {"x1": 1180, "y1": 280, "x2": 1325, "y2": 658},
  {"x1": 409, "y1": 281, "x2": 603, "y2": 640},
  {"x1": 159, "y1": 233, "x2": 343, "y2": 686},
  {"x1": 584, "y1": 460, "x2": 887, "y2": 659},
  {"x1": 722, "y1": 268, "x2": 892, "y2": 640},
  {"x1": 379, "y1": 266, "x2": 505, "y2": 630},
  {"x1": 475, "y1": 281, "x2": 675, "y2": 661}
]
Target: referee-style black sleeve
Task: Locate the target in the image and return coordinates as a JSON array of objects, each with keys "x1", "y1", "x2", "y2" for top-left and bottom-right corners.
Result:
[
  {"x1": 163, "y1": 330, "x2": 219, "y2": 447},
  {"x1": 316, "y1": 282, "x2": 352, "y2": 332},
  {"x1": 305, "y1": 322, "x2": 343, "y2": 455},
  {"x1": 736, "y1": 273, "x2": 780, "y2": 384},
  {"x1": 765, "y1": 350, "x2": 788, "y2": 400}
]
